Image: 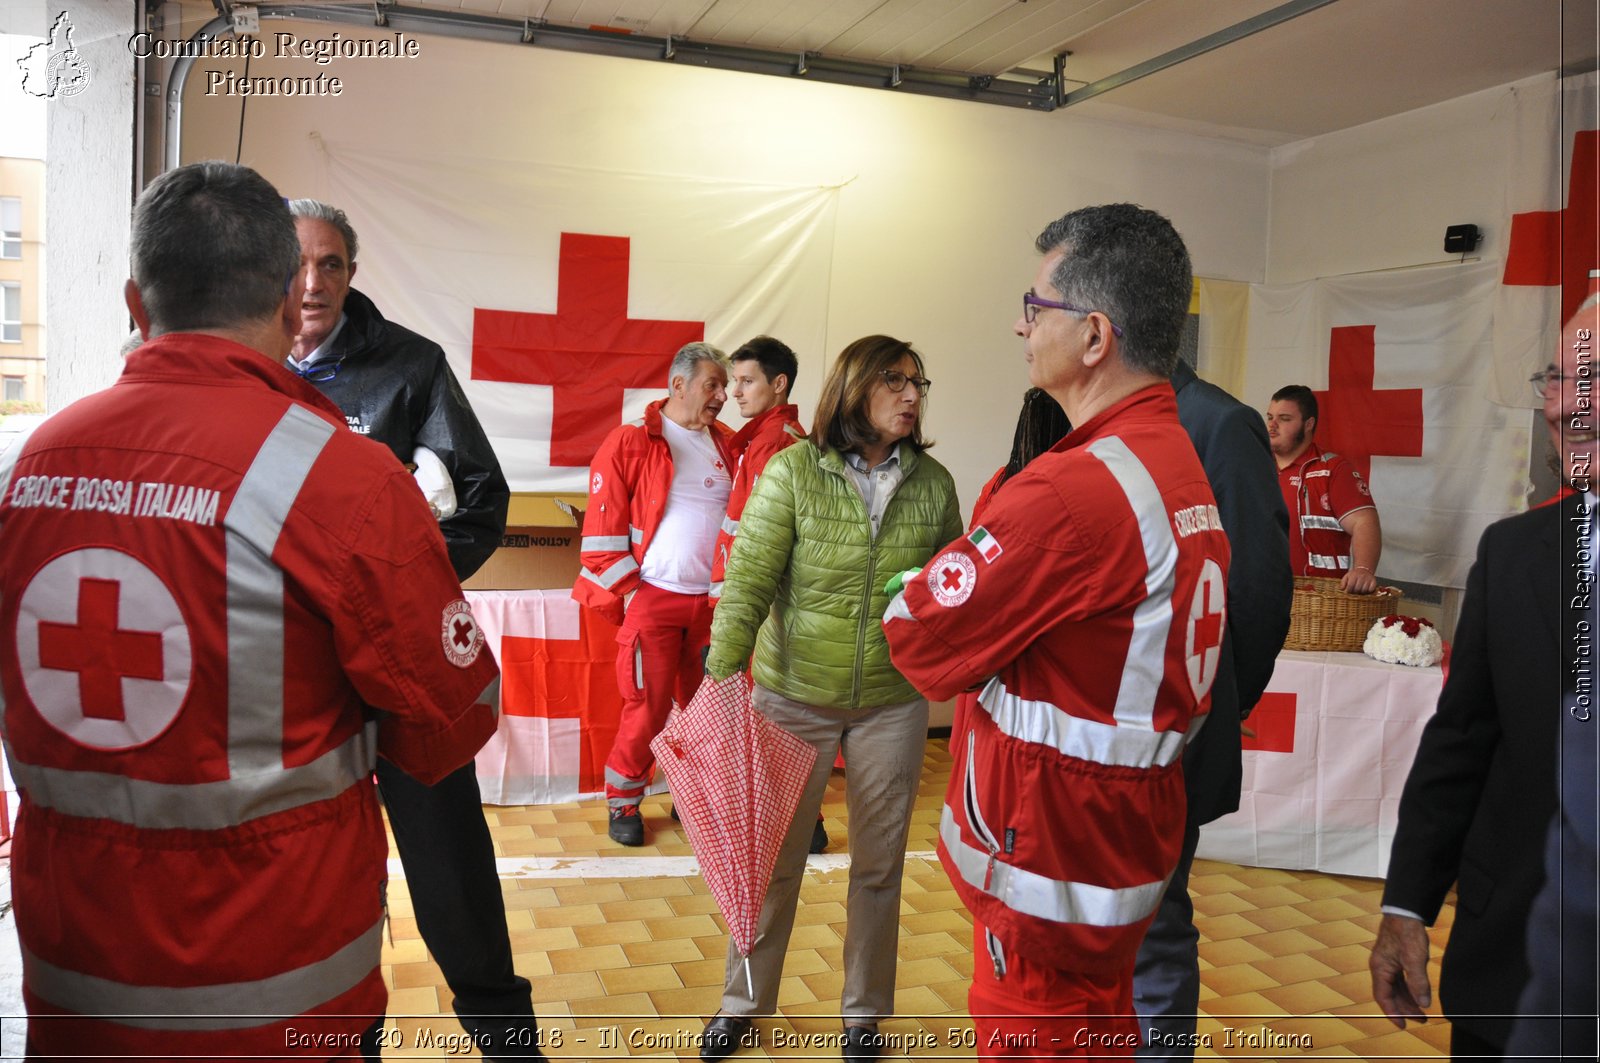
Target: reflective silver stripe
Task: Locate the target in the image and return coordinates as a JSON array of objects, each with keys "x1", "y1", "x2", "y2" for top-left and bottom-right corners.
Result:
[
  {"x1": 940, "y1": 805, "x2": 1166, "y2": 927},
  {"x1": 1085, "y1": 437, "x2": 1178, "y2": 732},
  {"x1": 606, "y1": 765, "x2": 648, "y2": 805},
  {"x1": 1300, "y1": 515, "x2": 1345, "y2": 532},
  {"x1": 582, "y1": 534, "x2": 629, "y2": 552},
  {"x1": 22, "y1": 918, "x2": 383, "y2": 1031},
  {"x1": 225, "y1": 405, "x2": 335, "y2": 776},
  {"x1": 708, "y1": 581, "x2": 723, "y2": 600},
  {"x1": 720, "y1": 515, "x2": 739, "y2": 538},
  {"x1": 629, "y1": 525, "x2": 645, "y2": 545},
  {"x1": 1308, "y1": 551, "x2": 1351, "y2": 570},
  {"x1": 8, "y1": 726, "x2": 375, "y2": 830},
  {"x1": 976, "y1": 676, "x2": 1190, "y2": 769},
  {"x1": 579, "y1": 554, "x2": 639, "y2": 590},
  {"x1": 634, "y1": 640, "x2": 645, "y2": 689}
]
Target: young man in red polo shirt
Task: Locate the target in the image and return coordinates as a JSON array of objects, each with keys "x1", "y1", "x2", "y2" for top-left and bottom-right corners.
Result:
[{"x1": 1266, "y1": 385, "x2": 1382, "y2": 593}]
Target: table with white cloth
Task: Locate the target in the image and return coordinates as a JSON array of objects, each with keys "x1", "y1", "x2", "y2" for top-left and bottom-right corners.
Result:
[{"x1": 1196, "y1": 649, "x2": 1444, "y2": 879}]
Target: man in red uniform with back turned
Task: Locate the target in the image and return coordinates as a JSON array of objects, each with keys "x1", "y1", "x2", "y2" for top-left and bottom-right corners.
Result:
[
  {"x1": 884, "y1": 203, "x2": 1230, "y2": 1058},
  {"x1": 1267, "y1": 384, "x2": 1382, "y2": 593},
  {"x1": 0, "y1": 162, "x2": 498, "y2": 1058}
]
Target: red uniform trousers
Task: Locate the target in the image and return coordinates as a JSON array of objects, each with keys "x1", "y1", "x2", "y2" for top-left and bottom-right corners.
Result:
[
  {"x1": 969, "y1": 918, "x2": 1143, "y2": 1060},
  {"x1": 604, "y1": 581, "x2": 712, "y2": 804}
]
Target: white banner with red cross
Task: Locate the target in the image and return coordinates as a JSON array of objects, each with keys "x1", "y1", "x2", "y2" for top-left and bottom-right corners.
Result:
[
  {"x1": 1492, "y1": 70, "x2": 1600, "y2": 407},
  {"x1": 1243, "y1": 260, "x2": 1532, "y2": 590},
  {"x1": 318, "y1": 143, "x2": 840, "y2": 492}
]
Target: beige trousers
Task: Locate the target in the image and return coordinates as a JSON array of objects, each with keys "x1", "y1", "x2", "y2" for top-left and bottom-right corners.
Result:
[{"x1": 719, "y1": 684, "x2": 929, "y2": 1023}]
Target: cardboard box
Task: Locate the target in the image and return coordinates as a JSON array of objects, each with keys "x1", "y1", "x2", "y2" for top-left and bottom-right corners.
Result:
[{"x1": 462, "y1": 495, "x2": 586, "y2": 591}]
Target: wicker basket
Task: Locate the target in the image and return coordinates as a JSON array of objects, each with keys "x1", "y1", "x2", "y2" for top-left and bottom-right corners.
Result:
[{"x1": 1283, "y1": 576, "x2": 1403, "y2": 652}]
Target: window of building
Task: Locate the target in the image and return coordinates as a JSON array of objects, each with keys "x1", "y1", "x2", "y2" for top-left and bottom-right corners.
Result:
[
  {"x1": 2, "y1": 377, "x2": 23, "y2": 402},
  {"x1": 1, "y1": 198, "x2": 19, "y2": 259},
  {"x1": 1, "y1": 283, "x2": 20, "y2": 342}
]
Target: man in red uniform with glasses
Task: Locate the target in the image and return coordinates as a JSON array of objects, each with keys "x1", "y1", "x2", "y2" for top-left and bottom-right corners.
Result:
[{"x1": 885, "y1": 203, "x2": 1229, "y2": 1058}]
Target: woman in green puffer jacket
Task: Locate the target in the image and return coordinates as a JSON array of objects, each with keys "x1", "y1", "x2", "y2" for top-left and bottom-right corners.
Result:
[{"x1": 700, "y1": 335, "x2": 962, "y2": 1063}]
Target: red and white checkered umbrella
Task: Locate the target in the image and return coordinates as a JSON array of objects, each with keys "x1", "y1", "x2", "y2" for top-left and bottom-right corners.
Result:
[{"x1": 650, "y1": 673, "x2": 817, "y2": 958}]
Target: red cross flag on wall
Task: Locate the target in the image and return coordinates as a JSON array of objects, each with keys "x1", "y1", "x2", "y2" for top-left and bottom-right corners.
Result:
[
  {"x1": 1491, "y1": 69, "x2": 1600, "y2": 406},
  {"x1": 1245, "y1": 261, "x2": 1531, "y2": 590},
  {"x1": 321, "y1": 145, "x2": 840, "y2": 492}
]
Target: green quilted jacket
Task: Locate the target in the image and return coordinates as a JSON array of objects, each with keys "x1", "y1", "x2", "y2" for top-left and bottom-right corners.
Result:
[{"x1": 707, "y1": 440, "x2": 962, "y2": 709}]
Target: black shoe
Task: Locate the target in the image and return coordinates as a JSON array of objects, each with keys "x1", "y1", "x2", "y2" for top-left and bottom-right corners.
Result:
[
  {"x1": 670, "y1": 802, "x2": 681, "y2": 821},
  {"x1": 608, "y1": 804, "x2": 644, "y2": 846},
  {"x1": 700, "y1": 1014, "x2": 754, "y2": 1062},
  {"x1": 809, "y1": 816, "x2": 829, "y2": 855},
  {"x1": 843, "y1": 1024, "x2": 883, "y2": 1062}
]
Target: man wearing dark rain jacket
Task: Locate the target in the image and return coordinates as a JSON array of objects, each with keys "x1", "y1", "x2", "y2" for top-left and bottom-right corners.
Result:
[{"x1": 287, "y1": 199, "x2": 540, "y2": 1059}]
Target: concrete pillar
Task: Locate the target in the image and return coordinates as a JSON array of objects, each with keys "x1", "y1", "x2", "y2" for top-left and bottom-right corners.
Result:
[{"x1": 42, "y1": 0, "x2": 135, "y2": 410}]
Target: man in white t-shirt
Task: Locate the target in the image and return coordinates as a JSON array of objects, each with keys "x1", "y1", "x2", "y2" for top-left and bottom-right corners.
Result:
[{"x1": 575, "y1": 342, "x2": 736, "y2": 845}]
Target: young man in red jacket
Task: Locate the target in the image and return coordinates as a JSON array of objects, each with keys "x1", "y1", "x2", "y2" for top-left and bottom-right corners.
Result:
[
  {"x1": 575, "y1": 343, "x2": 735, "y2": 846},
  {"x1": 711, "y1": 335, "x2": 805, "y2": 602},
  {"x1": 709, "y1": 336, "x2": 828, "y2": 855}
]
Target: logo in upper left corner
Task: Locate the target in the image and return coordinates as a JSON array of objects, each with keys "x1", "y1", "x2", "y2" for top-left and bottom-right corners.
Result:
[
  {"x1": 18, "y1": 13, "x2": 90, "y2": 99},
  {"x1": 441, "y1": 599, "x2": 485, "y2": 668}
]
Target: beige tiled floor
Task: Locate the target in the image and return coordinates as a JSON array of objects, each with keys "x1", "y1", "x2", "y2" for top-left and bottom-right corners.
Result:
[{"x1": 378, "y1": 739, "x2": 1453, "y2": 1060}]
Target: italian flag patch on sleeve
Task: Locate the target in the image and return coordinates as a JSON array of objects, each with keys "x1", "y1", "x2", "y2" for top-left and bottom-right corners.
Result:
[{"x1": 969, "y1": 526, "x2": 1002, "y2": 564}]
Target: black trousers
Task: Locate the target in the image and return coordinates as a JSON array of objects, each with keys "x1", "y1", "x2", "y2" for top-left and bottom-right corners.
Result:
[{"x1": 377, "y1": 759, "x2": 539, "y2": 1057}]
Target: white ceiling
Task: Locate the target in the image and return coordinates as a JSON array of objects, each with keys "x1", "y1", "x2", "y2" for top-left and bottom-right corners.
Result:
[{"x1": 387, "y1": 0, "x2": 1593, "y2": 145}]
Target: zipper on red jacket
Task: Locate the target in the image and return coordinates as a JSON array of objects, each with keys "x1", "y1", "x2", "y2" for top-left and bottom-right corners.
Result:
[{"x1": 963, "y1": 729, "x2": 1003, "y2": 893}]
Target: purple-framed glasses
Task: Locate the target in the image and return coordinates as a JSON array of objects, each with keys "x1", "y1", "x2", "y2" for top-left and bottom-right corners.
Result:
[{"x1": 1022, "y1": 293, "x2": 1124, "y2": 337}]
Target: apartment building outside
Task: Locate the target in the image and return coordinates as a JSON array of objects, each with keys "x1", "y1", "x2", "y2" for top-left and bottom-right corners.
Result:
[{"x1": 0, "y1": 156, "x2": 44, "y2": 412}]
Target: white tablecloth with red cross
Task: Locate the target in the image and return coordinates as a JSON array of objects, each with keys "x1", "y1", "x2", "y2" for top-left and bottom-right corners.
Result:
[
  {"x1": 1196, "y1": 649, "x2": 1443, "y2": 879},
  {"x1": 467, "y1": 588, "x2": 670, "y2": 806}
]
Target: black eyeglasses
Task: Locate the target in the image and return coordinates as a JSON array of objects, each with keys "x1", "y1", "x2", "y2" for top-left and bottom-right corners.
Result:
[
  {"x1": 879, "y1": 369, "x2": 931, "y2": 396},
  {"x1": 292, "y1": 356, "x2": 344, "y2": 383},
  {"x1": 1530, "y1": 366, "x2": 1567, "y2": 398},
  {"x1": 1022, "y1": 292, "x2": 1125, "y2": 337}
]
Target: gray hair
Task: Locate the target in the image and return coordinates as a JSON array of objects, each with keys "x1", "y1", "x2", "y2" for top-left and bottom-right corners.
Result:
[
  {"x1": 287, "y1": 198, "x2": 359, "y2": 265},
  {"x1": 1034, "y1": 203, "x2": 1192, "y2": 378},
  {"x1": 130, "y1": 161, "x2": 301, "y2": 334},
  {"x1": 668, "y1": 341, "x2": 730, "y2": 387}
]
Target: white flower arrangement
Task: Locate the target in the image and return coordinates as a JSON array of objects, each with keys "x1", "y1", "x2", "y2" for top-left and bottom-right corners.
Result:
[{"x1": 1363, "y1": 614, "x2": 1444, "y2": 668}]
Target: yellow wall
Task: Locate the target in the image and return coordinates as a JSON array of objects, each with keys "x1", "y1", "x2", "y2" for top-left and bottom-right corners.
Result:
[{"x1": 0, "y1": 157, "x2": 45, "y2": 408}]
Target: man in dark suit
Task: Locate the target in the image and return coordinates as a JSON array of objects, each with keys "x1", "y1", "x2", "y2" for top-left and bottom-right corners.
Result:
[
  {"x1": 1133, "y1": 359, "x2": 1294, "y2": 1058},
  {"x1": 1370, "y1": 303, "x2": 1595, "y2": 1059}
]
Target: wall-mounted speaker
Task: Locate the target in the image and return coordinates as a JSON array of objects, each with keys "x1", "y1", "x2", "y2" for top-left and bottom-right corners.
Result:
[{"x1": 1444, "y1": 224, "x2": 1481, "y2": 254}]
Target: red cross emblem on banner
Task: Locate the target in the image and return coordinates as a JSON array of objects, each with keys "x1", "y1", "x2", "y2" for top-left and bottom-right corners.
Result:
[
  {"x1": 1504, "y1": 128, "x2": 1599, "y2": 325},
  {"x1": 1313, "y1": 326, "x2": 1424, "y2": 482},
  {"x1": 471, "y1": 233, "x2": 705, "y2": 468}
]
